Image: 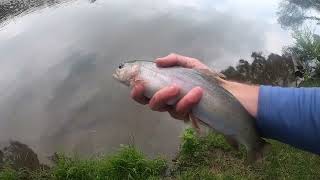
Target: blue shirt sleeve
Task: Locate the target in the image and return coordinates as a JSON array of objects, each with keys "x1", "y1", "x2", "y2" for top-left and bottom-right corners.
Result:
[{"x1": 257, "y1": 86, "x2": 320, "y2": 154}]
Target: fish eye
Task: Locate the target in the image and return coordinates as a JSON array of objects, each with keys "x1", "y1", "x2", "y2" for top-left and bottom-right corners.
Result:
[{"x1": 118, "y1": 63, "x2": 124, "y2": 69}]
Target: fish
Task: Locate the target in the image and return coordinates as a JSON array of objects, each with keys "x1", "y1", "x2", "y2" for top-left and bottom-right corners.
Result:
[{"x1": 113, "y1": 60, "x2": 270, "y2": 163}]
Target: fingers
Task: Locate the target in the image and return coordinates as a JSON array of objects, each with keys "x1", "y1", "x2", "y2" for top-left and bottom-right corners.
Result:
[
  {"x1": 149, "y1": 85, "x2": 180, "y2": 111},
  {"x1": 131, "y1": 81, "x2": 203, "y2": 123},
  {"x1": 175, "y1": 87, "x2": 203, "y2": 116},
  {"x1": 130, "y1": 84, "x2": 149, "y2": 105},
  {"x1": 166, "y1": 87, "x2": 203, "y2": 121},
  {"x1": 156, "y1": 53, "x2": 208, "y2": 69},
  {"x1": 155, "y1": 53, "x2": 196, "y2": 68}
]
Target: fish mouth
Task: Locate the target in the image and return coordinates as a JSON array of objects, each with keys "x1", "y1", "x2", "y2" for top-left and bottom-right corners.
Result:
[
  {"x1": 112, "y1": 68, "x2": 120, "y2": 80},
  {"x1": 113, "y1": 70, "x2": 127, "y2": 86},
  {"x1": 112, "y1": 73, "x2": 118, "y2": 79}
]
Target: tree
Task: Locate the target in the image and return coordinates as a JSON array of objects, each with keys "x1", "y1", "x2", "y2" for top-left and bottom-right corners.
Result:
[
  {"x1": 284, "y1": 28, "x2": 320, "y2": 77},
  {"x1": 265, "y1": 53, "x2": 295, "y2": 86},
  {"x1": 221, "y1": 52, "x2": 296, "y2": 86},
  {"x1": 250, "y1": 52, "x2": 268, "y2": 84},
  {"x1": 277, "y1": 0, "x2": 320, "y2": 29},
  {"x1": 221, "y1": 66, "x2": 243, "y2": 82},
  {"x1": 236, "y1": 59, "x2": 251, "y2": 81}
]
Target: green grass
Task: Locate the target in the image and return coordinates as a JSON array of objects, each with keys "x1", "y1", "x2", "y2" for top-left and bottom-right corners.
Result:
[
  {"x1": 1, "y1": 129, "x2": 320, "y2": 180},
  {"x1": 52, "y1": 145, "x2": 167, "y2": 180},
  {"x1": 0, "y1": 145, "x2": 167, "y2": 180},
  {"x1": 0, "y1": 167, "x2": 23, "y2": 180},
  {"x1": 172, "y1": 128, "x2": 320, "y2": 180},
  {"x1": 299, "y1": 78, "x2": 320, "y2": 87}
]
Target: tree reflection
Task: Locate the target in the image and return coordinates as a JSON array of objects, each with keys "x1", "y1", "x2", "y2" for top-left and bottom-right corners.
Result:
[
  {"x1": 0, "y1": 0, "x2": 96, "y2": 26},
  {"x1": 0, "y1": 141, "x2": 43, "y2": 170}
]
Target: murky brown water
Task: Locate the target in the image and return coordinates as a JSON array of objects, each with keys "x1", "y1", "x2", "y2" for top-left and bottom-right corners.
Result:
[{"x1": 0, "y1": 0, "x2": 291, "y2": 165}]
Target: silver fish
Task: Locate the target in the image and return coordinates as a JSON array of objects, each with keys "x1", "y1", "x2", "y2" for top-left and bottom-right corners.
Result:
[{"x1": 113, "y1": 60, "x2": 270, "y2": 162}]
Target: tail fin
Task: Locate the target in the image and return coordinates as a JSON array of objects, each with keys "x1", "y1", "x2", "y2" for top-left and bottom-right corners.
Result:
[{"x1": 246, "y1": 138, "x2": 271, "y2": 164}]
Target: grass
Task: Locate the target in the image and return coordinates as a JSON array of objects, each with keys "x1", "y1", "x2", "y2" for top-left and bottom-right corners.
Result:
[
  {"x1": 172, "y1": 128, "x2": 320, "y2": 180},
  {"x1": 1, "y1": 129, "x2": 319, "y2": 179},
  {"x1": 0, "y1": 145, "x2": 167, "y2": 180},
  {"x1": 299, "y1": 78, "x2": 320, "y2": 87},
  {"x1": 0, "y1": 167, "x2": 23, "y2": 180}
]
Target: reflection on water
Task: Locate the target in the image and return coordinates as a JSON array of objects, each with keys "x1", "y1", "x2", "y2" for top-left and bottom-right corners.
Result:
[
  {"x1": 0, "y1": 141, "x2": 45, "y2": 170},
  {"x1": 0, "y1": 0, "x2": 96, "y2": 27},
  {"x1": 0, "y1": 0, "x2": 289, "y2": 165},
  {"x1": 1, "y1": 0, "x2": 67, "y2": 26}
]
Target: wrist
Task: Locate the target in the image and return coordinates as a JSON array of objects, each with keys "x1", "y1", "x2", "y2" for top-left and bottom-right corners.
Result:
[{"x1": 220, "y1": 80, "x2": 259, "y2": 118}]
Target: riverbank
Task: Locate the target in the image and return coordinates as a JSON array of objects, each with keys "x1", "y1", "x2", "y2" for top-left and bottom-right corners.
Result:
[{"x1": 1, "y1": 127, "x2": 320, "y2": 180}]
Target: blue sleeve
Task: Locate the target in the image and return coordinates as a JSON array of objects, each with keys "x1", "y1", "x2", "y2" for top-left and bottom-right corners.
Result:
[{"x1": 257, "y1": 86, "x2": 320, "y2": 154}]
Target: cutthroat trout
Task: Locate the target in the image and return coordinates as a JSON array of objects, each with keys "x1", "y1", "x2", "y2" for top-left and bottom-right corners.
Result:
[{"x1": 113, "y1": 60, "x2": 270, "y2": 162}]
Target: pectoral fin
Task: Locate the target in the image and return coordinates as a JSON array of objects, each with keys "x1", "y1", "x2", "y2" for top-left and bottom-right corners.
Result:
[
  {"x1": 189, "y1": 114, "x2": 207, "y2": 136},
  {"x1": 189, "y1": 114, "x2": 200, "y2": 133}
]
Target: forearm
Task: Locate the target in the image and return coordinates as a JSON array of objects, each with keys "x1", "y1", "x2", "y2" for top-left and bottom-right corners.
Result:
[
  {"x1": 221, "y1": 80, "x2": 320, "y2": 154},
  {"x1": 221, "y1": 80, "x2": 259, "y2": 118}
]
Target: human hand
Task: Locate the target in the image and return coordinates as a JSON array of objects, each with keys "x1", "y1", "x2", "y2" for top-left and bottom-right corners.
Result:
[{"x1": 130, "y1": 53, "x2": 208, "y2": 121}]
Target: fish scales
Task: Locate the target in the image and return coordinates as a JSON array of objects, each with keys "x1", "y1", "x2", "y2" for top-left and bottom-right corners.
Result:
[{"x1": 113, "y1": 60, "x2": 270, "y2": 162}]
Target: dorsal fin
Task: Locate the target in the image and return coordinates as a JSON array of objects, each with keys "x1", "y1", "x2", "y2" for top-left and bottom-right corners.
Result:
[
  {"x1": 195, "y1": 68, "x2": 226, "y2": 85},
  {"x1": 196, "y1": 68, "x2": 226, "y2": 79}
]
